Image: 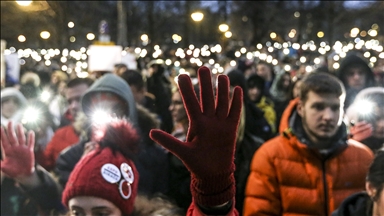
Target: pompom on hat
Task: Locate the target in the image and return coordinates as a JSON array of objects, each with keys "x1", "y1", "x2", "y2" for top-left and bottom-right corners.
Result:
[{"x1": 62, "y1": 119, "x2": 140, "y2": 215}]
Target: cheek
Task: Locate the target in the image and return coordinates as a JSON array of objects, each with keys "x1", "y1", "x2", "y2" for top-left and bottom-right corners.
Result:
[
  {"x1": 379, "y1": 191, "x2": 384, "y2": 212},
  {"x1": 179, "y1": 108, "x2": 187, "y2": 118}
]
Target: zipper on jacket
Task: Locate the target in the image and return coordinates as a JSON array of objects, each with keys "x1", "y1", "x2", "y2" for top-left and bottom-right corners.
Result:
[{"x1": 321, "y1": 160, "x2": 329, "y2": 216}]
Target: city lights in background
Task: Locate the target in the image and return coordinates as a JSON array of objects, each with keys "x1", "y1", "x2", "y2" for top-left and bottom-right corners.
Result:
[
  {"x1": 18, "y1": 35, "x2": 26, "y2": 42},
  {"x1": 350, "y1": 27, "x2": 360, "y2": 37},
  {"x1": 4, "y1": 23, "x2": 383, "y2": 79},
  {"x1": 140, "y1": 34, "x2": 148, "y2": 41},
  {"x1": 191, "y1": 12, "x2": 204, "y2": 22},
  {"x1": 69, "y1": 36, "x2": 76, "y2": 42},
  {"x1": 86, "y1": 33, "x2": 95, "y2": 40},
  {"x1": 68, "y1": 21, "x2": 75, "y2": 28},
  {"x1": 224, "y1": 31, "x2": 232, "y2": 38},
  {"x1": 270, "y1": 32, "x2": 277, "y2": 39},
  {"x1": 140, "y1": 34, "x2": 149, "y2": 46},
  {"x1": 172, "y1": 34, "x2": 182, "y2": 44},
  {"x1": 317, "y1": 31, "x2": 324, "y2": 38},
  {"x1": 40, "y1": 31, "x2": 50, "y2": 39},
  {"x1": 219, "y1": 24, "x2": 229, "y2": 32},
  {"x1": 16, "y1": 0, "x2": 32, "y2": 6}
]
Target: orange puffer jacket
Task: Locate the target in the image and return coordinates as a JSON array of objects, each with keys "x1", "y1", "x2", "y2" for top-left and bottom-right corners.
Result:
[{"x1": 243, "y1": 98, "x2": 373, "y2": 216}]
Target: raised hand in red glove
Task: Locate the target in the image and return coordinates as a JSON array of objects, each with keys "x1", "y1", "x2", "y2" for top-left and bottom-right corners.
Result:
[
  {"x1": 349, "y1": 120, "x2": 373, "y2": 142},
  {"x1": 150, "y1": 66, "x2": 243, "y2": 206},
  {"x1": 1, "y1": 121, "x2": 35, "y2": 179}
]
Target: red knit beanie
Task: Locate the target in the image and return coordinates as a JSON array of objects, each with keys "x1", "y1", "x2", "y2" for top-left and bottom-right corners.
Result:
[{"x1": 62, "y1": 119, "x2": 140, "y2": 215}]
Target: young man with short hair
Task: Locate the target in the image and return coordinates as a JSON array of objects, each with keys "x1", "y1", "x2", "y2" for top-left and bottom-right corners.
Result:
[
  {"x1": 244, "y1": 72, "x2": 374, "y2": 215},
  {"x1": 37, "y1": 78, "x2": 93, "y2": 171}
]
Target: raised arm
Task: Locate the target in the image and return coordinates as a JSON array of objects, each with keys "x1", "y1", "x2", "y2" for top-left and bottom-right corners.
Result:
[{"x1": 150, "y1": 66, "x2": 242, "y2": 215}]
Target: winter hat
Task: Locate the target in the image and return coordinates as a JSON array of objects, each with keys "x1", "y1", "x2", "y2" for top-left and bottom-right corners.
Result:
[
  {"x1": 62, "y1": 119, "x2": 140, "y2": 215},
  {"x1": 1, "y1": 87, "x2": 28, "y2": 108}
]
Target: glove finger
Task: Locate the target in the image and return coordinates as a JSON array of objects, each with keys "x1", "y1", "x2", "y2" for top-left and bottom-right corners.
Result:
[
  {"x1": 149, "y1": 129, "x2": 187, "y2": 157},
  {"x1": 178, "y1": 74, "x2": 201, "y2": 119},
  {"x1": 216, "y1": 75, "x2": 230, "y2": 119},
  {"x1": 228, "y1": 86, "x2": 243, "y2": 121},
  {"x1": 7, "y1": 121, "x2": 19, "y2": 146},
  {"x1": 1, "y1": 127, "x2": 11, "y2": 152},
  {"x1": 27, "y1": 131, "x2": 35, "y2": 152},
  {"x1": 16, "y1": 124, "x2": 26, "y2": 147},
  {"x1": 198, "y1": 66, "x2": 215, "y2": 116}
]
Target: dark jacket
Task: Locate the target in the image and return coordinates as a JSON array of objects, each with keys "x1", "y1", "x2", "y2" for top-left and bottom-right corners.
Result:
[
  {"x1": 1, "y1": 166, "x2": 65, "y2": 216},
  {"x1": 331, "y1": 191, "x2": 372, "y2": 216},
  {"x1": 146, "y1": 70, "x2": 173, "y2": 133}
]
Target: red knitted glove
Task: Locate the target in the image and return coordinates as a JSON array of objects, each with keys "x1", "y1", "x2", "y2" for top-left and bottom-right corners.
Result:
[
  {"x1": 1, "y1": 121, "x2": 35, "y2": 179},
  {"x1": 150, "y1": 66, "x2": 243, "y2": 206},
  {"x1": 349, "y1": 121, "x2": 373, "y2": 142}
]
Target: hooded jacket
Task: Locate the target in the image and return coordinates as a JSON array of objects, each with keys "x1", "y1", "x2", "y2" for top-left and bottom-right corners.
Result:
[
  {"x1": 54, "y1": 74, "x2": 171, "y2": 198},
  {"x1": 1, "y1": 87, "x2": 28, "y2": 127},
  {"x1": 81, "y1": 73, "x2": 138, "y2": 125},
  {"x1": 337, "y1": 54, "x2": 375, "y2": 109},
  {"x1": 244, "y1": 98, "x2": 374, "y2": 216},
  {"x1": 55, "y1": 74, "x2": 138, "y2": 187}
]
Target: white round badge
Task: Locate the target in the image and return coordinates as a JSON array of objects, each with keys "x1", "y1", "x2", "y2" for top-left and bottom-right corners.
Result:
[
  {"x1": 100, "y1": 163, "x2": 121, "y2": 184},
  {"x1": 119, "y1": 180, "x2": 132, "y2": 199},
  {"x1": 120, "y1": 163, "x2": 134, "y2": 184}
]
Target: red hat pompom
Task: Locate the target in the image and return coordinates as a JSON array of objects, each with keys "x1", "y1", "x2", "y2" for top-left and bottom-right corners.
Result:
[{"x1": 93, "y1": 119, "x2": 140, "y2": 156}]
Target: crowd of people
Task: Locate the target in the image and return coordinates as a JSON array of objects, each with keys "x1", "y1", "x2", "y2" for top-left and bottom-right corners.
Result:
[{"x1": 1, "y1": 49, "x2": 384, "y2": 215}]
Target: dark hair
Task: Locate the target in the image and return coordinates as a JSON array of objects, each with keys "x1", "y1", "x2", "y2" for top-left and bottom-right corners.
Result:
[
  {"x1": 288, "y1": 76, "x2": 304, "y2": 100},
  {"x1": 247, "y1": 74, "x2": 265, "y2": 91},
  {"x1": 300, "y1": 72, "x2": 345, "y2": 103},
  {"x1": 366, "y1": 147, "x2": 384, "y2": 201},
  {"x1": 227, "y1": 69, "x2": 249, "y2": 102},
  {"x1": 114, "y1": 63, "x2": 127, "y2": 69},
  {"x1": 257, "y1": 60, "x2": 275, "y2": 79},
  {"x1": 276, "y1": 71, "x2": 291, "y2": 91},
  {"x1": 67, "y1": 77, "x2": 94, "y2": 88},
  {"x1": 337, "y1": 53, "x2": 375, "y2": 89},
  {"x1": 120, "y1": 70, "x2": 145, "y2": 90}
]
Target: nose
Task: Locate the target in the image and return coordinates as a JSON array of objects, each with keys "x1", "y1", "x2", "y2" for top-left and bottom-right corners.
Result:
[
  {"x1": 352, "y1": 71, "x2": 364, "y2": 80},
  {"x1": 69, "y1": 100, "x2": 80, "y2": 112},
  {"x1": 323, "y1": 107, "x2": 335, "y2": 121},
  {"x1": 169, "y1": 103, "x2": 174, "y2": 111}
]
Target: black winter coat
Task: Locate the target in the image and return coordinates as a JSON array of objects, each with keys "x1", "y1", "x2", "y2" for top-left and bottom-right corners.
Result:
[
  {"x1": 1, "y1": 166, "x2": 65, "y2": 216},
  {"x1": 332, "y1": 192, "x2": 372, "y2": 216}
]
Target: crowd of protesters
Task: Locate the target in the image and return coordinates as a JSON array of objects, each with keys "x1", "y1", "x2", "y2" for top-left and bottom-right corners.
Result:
[{"x1": 1, "y1": 47, "x2": 384, "y2": 216}]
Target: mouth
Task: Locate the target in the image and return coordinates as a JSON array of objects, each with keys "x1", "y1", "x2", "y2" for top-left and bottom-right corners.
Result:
[{"x1": 318, "y1": 125, "x2": 334, "y2": 131}]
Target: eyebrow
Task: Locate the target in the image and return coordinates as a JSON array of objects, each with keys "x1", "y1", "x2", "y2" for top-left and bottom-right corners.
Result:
[
  {"x1": 92, "y1": 206, "x2": 111, "y2": 210},
  {"x1": 71, "y1": 205, "x2": 110, "y2": 210}
]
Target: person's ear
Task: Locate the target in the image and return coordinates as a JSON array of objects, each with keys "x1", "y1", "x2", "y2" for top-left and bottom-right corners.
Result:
[
  {"x1": 297, "y1": 100, "x2": 304, "y2": 117},
  {"x1": 366, "y1": 181, "x2": 377, "y2": 200}
]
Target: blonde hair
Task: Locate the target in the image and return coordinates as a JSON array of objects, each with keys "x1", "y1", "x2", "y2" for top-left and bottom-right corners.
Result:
[
  {"x1": 20, "y1": 72, "x2": 41, "y2": 87},
  {"x1": 52, "y1": 70, "x2": 69, "y2": 83}
]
